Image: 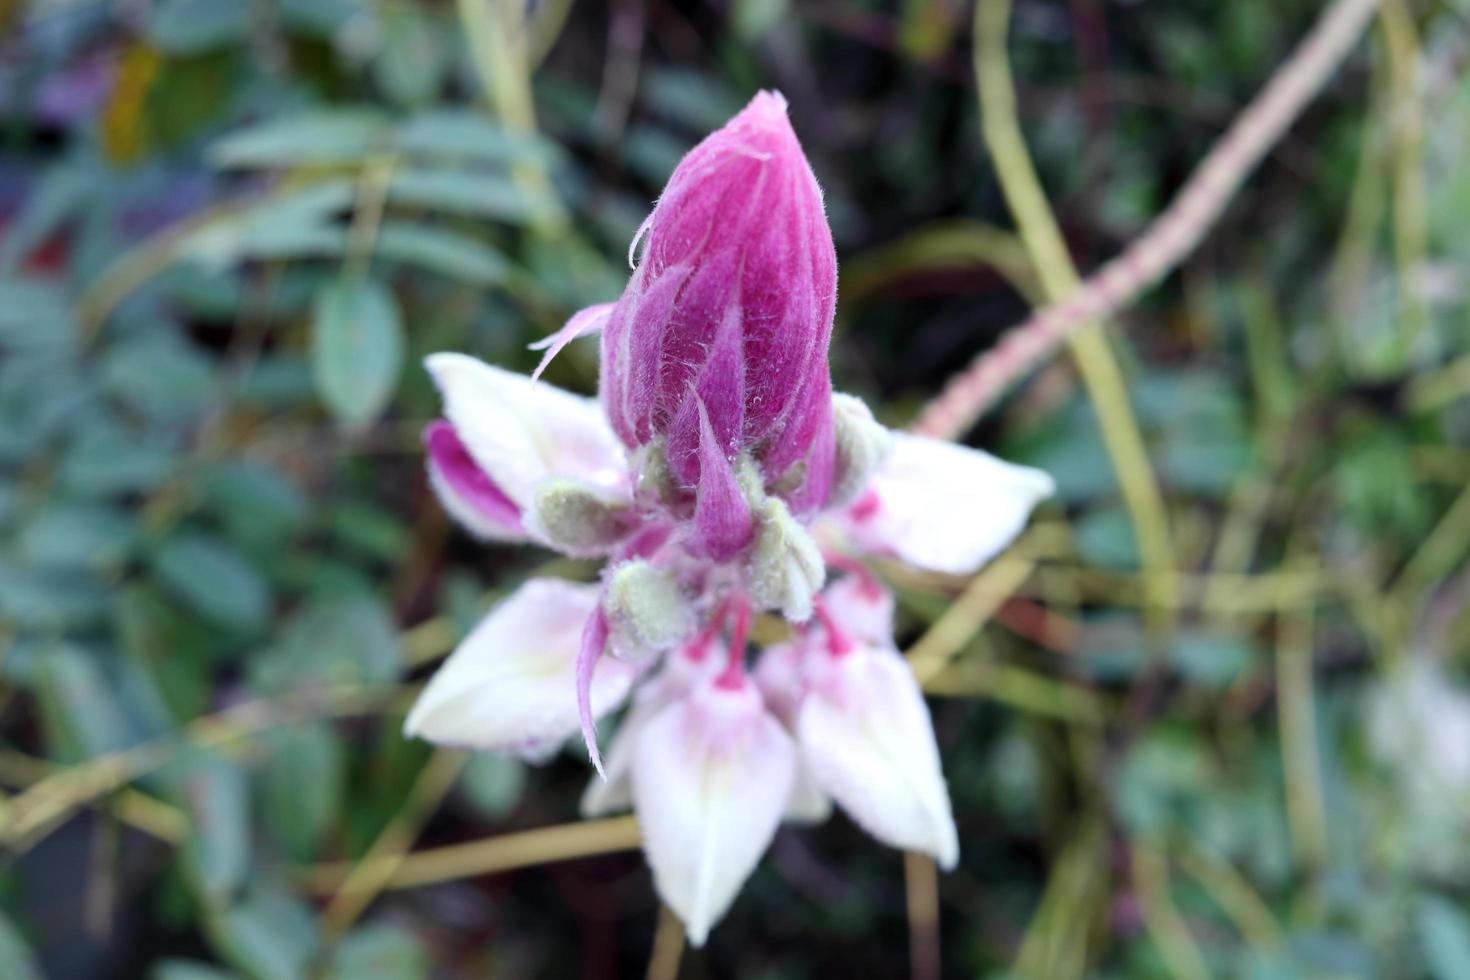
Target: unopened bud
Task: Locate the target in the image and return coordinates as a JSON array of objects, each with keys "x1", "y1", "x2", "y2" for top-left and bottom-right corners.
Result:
[
  {"x1": 746, "y1": 498, "x2": 826, "y2": 622},
  {"x1": 599, "y1": 91, "x2": 837, "y2": 493},
  {"x1": 604, "y1": 560, "x2": 694, "y2": 663},
  {"x1": 530, "y1": 479, "x2": 635, "y2": 555},
  {"x1": 829, "y1": 394, "x2": 892, "y2": 506}
]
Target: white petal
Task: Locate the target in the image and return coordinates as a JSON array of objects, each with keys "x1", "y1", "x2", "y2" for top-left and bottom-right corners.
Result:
[
  {"x1": 580, "y1": 649, "x2": 723, "y2": 817},
  {"x1": 840, "y1": 433, "x2": 1053, "y2": 576},
  {"x1": 821, "y1": 575, "x2": 896, "y2": 647},
  {"x1": 404, "y1": 578, "x2": 636, "y2": 750},
  {"x1": 752, "y1": 641, "x2": 807, "y2": 729},
  {"x1": 425, "y1": 352, "x2": 630, "y2": 509},
  {"x1": 798, "y1": 644, "x2": 958, "y2": 868},
  {"x1": 633, "y1": 680, "x2": 796, "y2": 946},
  {"x1": 784, "y1": 760, "x2": 833, "y2": 825}
]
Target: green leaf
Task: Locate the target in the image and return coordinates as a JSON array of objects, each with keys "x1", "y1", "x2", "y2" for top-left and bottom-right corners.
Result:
[
  {"x1": 152, "y1": 533, "x2": 272, "y2": 633},
  {"x1": 1073, "y1": 507, "x2": 1139, "y2": 571},
  {"x1": 374, "y1": 223, "x2": 510, "y2": 285},
  {"x1": 0, "y1": 279, "x2": 78, "y2": 355},
  {"x1": 184, "y1": 181, "x2": 355, "y2": 269},
  {"x1": 0, "y1": 563, "x2": 112, "y2": 631},
  {"x1": 327, "y1": 501, "x2": 409, "y2": 562},
  {"x1": 327, "y1": 924, "x2": 428, "y2": 980},
  {"x1": 208, "y1": 886, "x2": 317, "y2": 980},
  {"x1": 252, "y1": 592, "x2": 401, "y2": 694},
  {"x1": 395, "y1": 111, "x2": 558, "y2": 165},
  {"x1": 209, "y1": 111, "x2": 391, "y2": 168},
  {"x1": 115, "y1": 586, "x2": 216, "y2": 720},
  {"x1": 1420, "y1": 897, "x2": 1470, "y2": 980},
  {"x1": 461, "y1": 753, "x2": 526, "y2": 820},
  {"x1": 0, "y1": 910, "x2": 43, "y2": 980},
  {"x1": 18, "y1": 501, "x2": 136, "y2": 570},
  {"x1": 33, "y1": 644, "x2": 132, "y2": 763},
  {"x1": 59, "y1": 429, "x2": 176, "y2": 496},
  {"x1": 147, "y1": 0, "x2": 252, "y2": 53},
  {"x1": 387, "y1": 170, "x2": 548, "y2": 224},
  {"x1": 373, "y1": 9, "x2": 444, "y2": 108},
  {"x1": 0, "y1": 163, "x2": 93, "y2": 275},
  {"x1": 153, "y1": 961, "x2": 243, "y2": 980},
  {"x1": 1172, "y1": 632, "x2": 1255, "y2": 689},
  {"x1": 259, "y1": 723, "x2": 344, "y2": 860},
  {"x1": 310, "y1": 277, "x2": 405, "y2": 427},
  {"x1": 200, "y1": 462, "x2": 309, "y2": 551},
  {"x1": 176, "y1": 752, "x2": 251, "y2": 902},
  {"x1": 101, "y1": 338, "x2": 216, "y2": 423}
]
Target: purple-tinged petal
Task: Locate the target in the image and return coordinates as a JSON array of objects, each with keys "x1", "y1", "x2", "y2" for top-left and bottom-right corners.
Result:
[
  {"x1": 836, "y1": 433, "x2": 1053, "y2": 576},
  {"x1": 530, "y1": 302, "x2": 615, "y2": 382},
  {"x1": 576, "y1": 606, "x2": 612, "y2": 776},
  {"x1": 689, "y1": 399, "x2": 754, "y2": 561},
  {"x1": 424, "y1": 420, "x2": 527, "y2": 541},
  {"x1": 404, "y1": 579, "x2": 635, "y2": 752},
  {"x1": 798, "y1": 644, "x2": 958, "y2": 868},
  {"x1": 426, "y1": 353, "x2": 629, "y2": 513},
  {"x1": 633, "y1": 677, "x2": 796, "y2": 946}
]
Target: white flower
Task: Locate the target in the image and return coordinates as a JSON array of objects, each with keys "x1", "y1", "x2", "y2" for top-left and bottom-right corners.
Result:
[
  {"x1": 632, "y1": 678, "x2": 795, "y2": 947},
  {"x1": 404, "y1": 578, "x2": 636, "y2": 756}
]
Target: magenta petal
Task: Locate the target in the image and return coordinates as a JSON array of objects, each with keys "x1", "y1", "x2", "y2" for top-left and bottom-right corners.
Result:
[
  {"x1": 530, "y1": 303, "x2": 614, "y2": 382},
  {"x1": 424, "y1": 420, "x2": 524, "y2": 535},
  {"x1": 666, "y1": 297, "x2": 747, "y2": 486},
  {"x1": 691, "y1": 399, "x2": 754, "y2": 561},
  {"x1": 576, "y1": 607, "x2": 612, "y2": 777}
]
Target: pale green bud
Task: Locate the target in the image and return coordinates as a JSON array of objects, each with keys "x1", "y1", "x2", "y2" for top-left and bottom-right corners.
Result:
[
  {"x1": 604, "y1": 560, "x2": 693, "y2": 663},
  {"x1": 830, "y1": 393, "x2": 892, "y2": 506},
  {"x1": 530, "y1": 479, "x2": 634, "y2": 555},
  {"x1": 746, "y1": 498, "x2": 826, "y2": 622},
  {"x1": 634, "y1": 438, "x2": 681, "y2": 507}
]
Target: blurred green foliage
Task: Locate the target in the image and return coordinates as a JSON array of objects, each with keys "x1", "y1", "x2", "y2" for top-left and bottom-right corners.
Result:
[{"x1": 1, "y1": 0, "x2": 1469, "y2": 977}]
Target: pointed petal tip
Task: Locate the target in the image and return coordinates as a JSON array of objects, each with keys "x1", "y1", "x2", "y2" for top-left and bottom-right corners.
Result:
[{"x1": 576, "y1": 609, "x2": 611, "y2": 776}]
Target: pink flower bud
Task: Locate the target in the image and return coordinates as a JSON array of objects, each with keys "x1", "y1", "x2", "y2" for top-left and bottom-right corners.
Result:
[{"x1": 600, "y1": 91, "x2": 837, "y2": 506}]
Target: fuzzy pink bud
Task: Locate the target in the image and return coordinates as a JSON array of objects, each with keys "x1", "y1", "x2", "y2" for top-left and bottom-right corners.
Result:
[{"x1": 600, "y1": 91, "x2": 837, "y2": 508}]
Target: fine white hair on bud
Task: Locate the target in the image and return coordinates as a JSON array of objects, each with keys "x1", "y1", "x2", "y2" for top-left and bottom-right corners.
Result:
[
  {"x1": 529, "y1": 479, "x2": 636, "y2": 555},
  {"x1": 604, "y1": 560, "x2": 695, "y2": 664},
  {"x1": 828, "y1": 393, "x2": 892, "y2": 507},
  {"x1": 746, "y1": 498, "x2": 826, "y2": 622}
]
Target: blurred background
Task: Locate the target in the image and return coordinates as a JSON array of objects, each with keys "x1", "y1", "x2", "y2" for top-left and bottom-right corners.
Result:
[{"x1": 2, "y1": 0, "x2": 1470, "y2": 977}]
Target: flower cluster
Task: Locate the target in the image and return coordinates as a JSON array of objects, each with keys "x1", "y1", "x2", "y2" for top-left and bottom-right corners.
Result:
[{"x1": 405, "y1": 91, "x2": 1054, "y2": 945}]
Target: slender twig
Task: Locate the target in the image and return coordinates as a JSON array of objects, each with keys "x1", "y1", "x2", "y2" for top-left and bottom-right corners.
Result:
[
  {"x1": 321, "y1": 750, "x2": 465, "y2": 938},
  {"x1": 905, "y1": 549, "x2": 1034, "y2": 684},
  {"x1": 1177, "y1": 845, "x2": 1284, "y2": 952},
  {"x1": 303, "y1": 815, "x2": 642, "y2": 892},
  {"x1": 456, "y1": 0, "x2": 567, "y2": 237},
  {"x1": 969, "y1": 0, "x2": 1178, "y2": 632},
  {"x1": 644, "y1": 905, "x2": 686, "y2": 980},
  {"x1": 1130, "y1": 843, "x2": 1210, "y2": 980},
  {"x1": 1276, "y1": 603, "x2": 1328, "y2": 873},
  {"x1": 904, "y1": 852, "x2": 941, "y2": 980},
  {"x1": 914, "y1": 0, "x2": 1380, "y2": 437},
  {"x1": 1378, "y1": 0, "x2": 1429, "y2": 364},
  {"x1": 0, "y1": 686, "x2": 406, "y2": 851}
]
